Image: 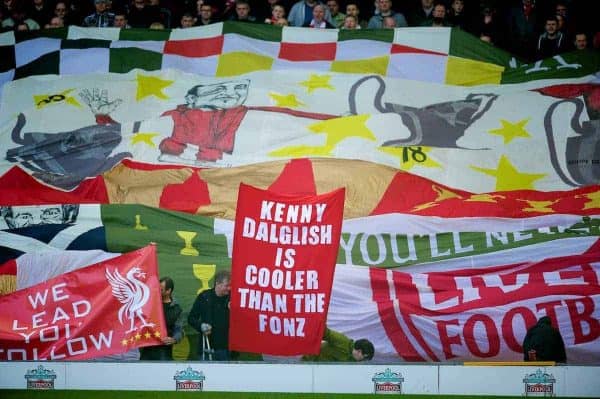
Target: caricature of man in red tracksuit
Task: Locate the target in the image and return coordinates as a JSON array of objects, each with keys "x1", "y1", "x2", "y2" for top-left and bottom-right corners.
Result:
[{"x1": 159, "y1": 80, "x2": 251, "y2": 163}]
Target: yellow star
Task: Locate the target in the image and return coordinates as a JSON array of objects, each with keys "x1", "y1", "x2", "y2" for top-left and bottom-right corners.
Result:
[
  {"x1": 378, "y1": 146, "x2": 441, "y2": 170},
  {"x1": 488, "y1": 118, "x2": 531, "y2": 144},
  {"x1": 465, "y1": 194, "x2": 505, "y2": 203},
  {"x1": 135, "y1": 333, "x2": 142, "y2": 341},
  {"x1": 299, "y1": 74, "x2": 334, "y2": 93},
  {"x1": 136, "y1": 74, "x2": 173, "y2": 101},
  {"x1": 577, "y1": 191, "x2": 600, "y2": 210},
  {"x1": 411, "y1": 185, "x2": 463, "y2": 211},
  {"x1": 268, "y1": 114, "x2": 374, "y2": 158},
  {"x1": 519, "y1": 199, "x2": 558, "y2": 213},
  {"x1": 34, "y1": 89, "x2": 81, "y2": 109},
  {"x1": 269, "y1": 92, "x2": 305, "y2": 108},
  {"x1": 121, "y1": 339, "x2": 128, "y2": 346},
  {"x1": 130, "y1": 132, "x2": 159, "y2": 147},
  {"x1": 470, "y1": 155, "x2": 546, "y2": 191},
  {"x1": 154, "y1": 331, "x2": 161, "y2": 338},
  {"x1": 144, "y1": 331, "x2": 152, "y2": 339}
]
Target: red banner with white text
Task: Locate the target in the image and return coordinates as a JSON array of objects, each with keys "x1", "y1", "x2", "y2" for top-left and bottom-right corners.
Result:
[
  {"x1": 229, "y1": 183, "x2": 345, "y2": 355},
  {"x1": 364, "y1": 242, "x2": 600, "y2": 363},
  {"x1": 0, "y1": 244, "x2": 166, "y2": 361}
]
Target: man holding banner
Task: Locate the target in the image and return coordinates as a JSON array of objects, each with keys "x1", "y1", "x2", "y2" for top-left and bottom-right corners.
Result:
[
  {"x1": 188, "y1": 270, "x2": 232, "y2": 361},
  {"x1": 302, "y1": 328, "x2": 374, "y2": 362}
]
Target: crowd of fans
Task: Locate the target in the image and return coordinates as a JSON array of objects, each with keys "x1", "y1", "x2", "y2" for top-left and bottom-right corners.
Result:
[{"x1": 1, "y1": 0, "x2": 599, "y2": 61}]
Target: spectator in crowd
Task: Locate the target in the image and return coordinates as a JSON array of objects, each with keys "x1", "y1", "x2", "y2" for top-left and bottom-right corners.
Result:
[
  {"x1": 273, "y1": 16, "x2": 287, "y2": 26},
  {"x1": 188, "y1": 270, "x2": 232, "y2": 361},
  {"x1": 304, "y1": 3, "x2": 333, "y2": 28},
  {"x1": 326, "y1": 0, "x2": 344, "y2": 28},
  {"x1": 52, "y1": 2, "x2": 73, "y2": 26},
  {"x1": 473, "y1": 3, "x2": 501, "y2": 47},
  {"x1": 113, "y1": 11, "x2": 130, "y2": 28},
  {"x1": 523, "y1": 316, "x2": 566, "y2": 363},
  {"x1": 536, "y1": 15, "x2": 568, "y2": 59},
  {"x1": 408, "y1": 0, "x2": 434, "y2": 26},
  {"x1": 382, "y1": 15, "x2": 396, "y2": 28},
  {"x1": 302, "y1": 328, "x2": 375, "y2": 362},
  {"x1": 28, "y1": 0, "x2": 52, "y2": 27},
  {"x1": 195, "y1": 2, "x2": 215, "y2": 25},
  {"x1": 447, "y1": 0, "x2": 466, "y2": 29},
  {"x1": 149, "y1": 21, "x2": 164, "y2": 28},
  {"x1": 345, "y1": 1, "x2": 366, "y2": 28},
  {"x1": 128, "y1": 0, "x2": 160, "y2": 28},
  {"x1": 288, "y1": 0, "x2": 332, "y2": 27},
  {"x1": 573, "y1": 32, "x2": 588, "y2": 50},
  {"x1": 45, "y1": 15, "x2": 64, "y2": 28},
  {"x1": 179, "y1": 11, "x2": 195, "y2": 27},
  {"x1": 423, "y1": 2, "x2": 448, "y2": 27},
  {"x1": 507, "y1": 0, "x2": 539, "y2": 58},
  {"x1": 82, "y1": 0, "x2": 115, "y2": 27},
  {"x1": 2, "y1": 5, "x2": 40, "y2": 30},
  {"x1": 140, "y1": 277, "x2": 184, "y2": 361},
  {"x1": 342, "y1": 14, "x2": 358, "y2": 29},
  {"x1": 367, "y1": 0, "x2": 406, "y2": 29},
  {"x1": 264, "y1": 4, "x2": 285, "y2": 24},
  {"x1": 230, "y1": 0, "x2": 256, "y2": 22}
]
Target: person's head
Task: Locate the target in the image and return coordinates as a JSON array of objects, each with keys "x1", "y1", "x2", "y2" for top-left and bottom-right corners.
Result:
[
  {"x1": 54, "y1": 1, "x2": 67, "y2": 18},
  {"x1": 185, "y1": 79, "x2": 250, "y2": 109},
  {"x1": 382, "y1": 15, "x2": 396, "y2": 28},
  {"x1": 555, "y1": 2, "x2": 567, "y2": 17},
  {"x1": 272, "y1": 4, "x2": 285, "y2": 19},
  {"x1": 451, "y1": 0, "x2": 463, "y2": 14},
  {"x1": 312, "y1": 4, "x2": 326, "y2": 22},
  {"x1": 235, "y1": 0, "x2": 251, "y2": 19},
  {"x1": 352, "y1": 338, "x2": 375, "y2": 361},
  {"x1": 537, "y1": 316, "x2": 552, "y2": 327},
  {"x1": 214, "y1": 270, "x2": 231, "y2": 297},
  {"x1": 180, "y1": 12, "x2": 196, "y2": 27},
  {"x1": 113, "y1": 13, "x2": 128, "y2": 27},
  {"x1": 574, "y1": 32, "x2": 588, "y2": 50},
  {"x1": 199, "y1": 3, "x2": 212, "y2": 19},
  {"x1": 544, "y1": 16, "x2": 558, "y2": 36},
  {"x1": 326, "y1": 0, "x2": 339, "y2": 16},
  {"x1": 16, "y1": 22, "x2": 29, "y2": 31},
  {"x1": 346, "y1": 2, "x2": 359, "y2": 18},
  {"x1": 343, "y1": 14, "x2": 357, "y2": 29},
  {"x1": 149, "y1": 21, "x2": 164, "y2": 29},
  {"x1": 47, "y1": 16, "x2": 64, "y2": 27},
  {"x1": 432, "y1": 3, "x2": 446, "y2": 19},
  {"x1": 1, "y1": 205, "x2": 78, "y2": 228},
  {"x1": 378, "y1": 0, "x2": 392, "y2": 14},
  {"x1": 160, "y1": 276, "x2": 175, "y2": 301},
  {"x1": 132, "y1": 0, "x2": 145, "y2": 9},
  {"x1": 94, "y1": 0, "x2": 108, "y2": 12},
  {"x1": 522, "y1": 0, "x2": 534, "y2": 6}
]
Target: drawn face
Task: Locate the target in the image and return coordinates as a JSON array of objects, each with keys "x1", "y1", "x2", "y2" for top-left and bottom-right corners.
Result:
[
  {"x1": 186, "y1": 81, "x2": 249, "y2": 109},
  {"x1": 4, "y1": 206, "x2": 63, "y2": 228}
]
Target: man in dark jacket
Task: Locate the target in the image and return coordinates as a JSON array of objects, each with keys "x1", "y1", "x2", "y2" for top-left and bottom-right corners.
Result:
[
  {"x1": 523, "y1": 316, "x2": 566, "y2": 362},
  {"x1": 188, "y1": 270, "x2": 232, "y2": 361},
  {"x1": 140, "y1": 277, "x2": 184, "y2": 360}
]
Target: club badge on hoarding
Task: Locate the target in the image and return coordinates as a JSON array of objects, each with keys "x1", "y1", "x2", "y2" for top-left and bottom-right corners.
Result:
[
  {"x1": 372, "y1": 368, "x2": 404, "y2": 394},
  {"x1": 24, "y1": 365, "x2": 56, "y2": 390},
  {"x1": 523, "y1": 369, "x2": 556, "y2": 397},
  {"x1": 174, "y1": 366, "x2": 205, "y2": 391}
]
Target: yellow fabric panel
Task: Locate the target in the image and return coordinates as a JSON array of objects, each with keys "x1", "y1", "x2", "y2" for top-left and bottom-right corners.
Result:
[
  {"x1": 216, "y1": 52, "x2": 274, "y2": 77},
  {"x1": 445, "y1": 56, "x2": 504, "y2": 86},
  {"x1": 330, "y1": 55, "x2": 390, "y2": 76}
]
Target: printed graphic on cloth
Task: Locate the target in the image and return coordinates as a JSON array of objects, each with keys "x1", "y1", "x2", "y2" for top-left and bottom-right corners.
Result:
[
  {"x1": 0, "y1": 244, "x2": 166, "y2": 360},
  {"x1": 229, "y1": 184, "x2": 345, "y2": 355}
]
